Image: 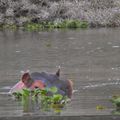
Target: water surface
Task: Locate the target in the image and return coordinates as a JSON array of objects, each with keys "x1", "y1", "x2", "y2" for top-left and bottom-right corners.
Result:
[{"x1": 0, "y1": 28, "x2": 120, "y2": 116}]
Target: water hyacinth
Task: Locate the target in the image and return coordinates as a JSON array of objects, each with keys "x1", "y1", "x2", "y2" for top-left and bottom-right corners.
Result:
[
  {"x1": 110, "y1": 95, "x2": 120, "y2": 112},
  {"x1": 109, "y1": 95, "x2": 120, "y2": 115},
  {"x1": 12, "y1": 87, "x2": 69, "y2": 114}
]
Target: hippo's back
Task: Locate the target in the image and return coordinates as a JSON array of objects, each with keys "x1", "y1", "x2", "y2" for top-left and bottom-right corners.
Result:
[
  {"x1": 30, "y1": 72, "x2": 69, "y2": 96},
  {"x1": 30, "y1": 72, "x2": 60, "y2": 85}
]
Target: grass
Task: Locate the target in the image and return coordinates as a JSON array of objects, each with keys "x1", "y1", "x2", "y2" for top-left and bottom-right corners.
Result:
[
  {"x1": 0, "y1": 20, "x2": 88, "y2": 31},
  {"x1": 23, "y1": 20, "x2": 88, "y2": 31},
  {"x1": 0, "y1": 24, "x2": 17, "y2": 30},
  {"x1": 12, "y1": 87, "x2": 69, "y2": 114}
]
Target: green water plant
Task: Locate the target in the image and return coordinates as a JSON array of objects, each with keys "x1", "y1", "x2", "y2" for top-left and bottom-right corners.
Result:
[
  {"x1": 110, "y1": 95, "x2": 120, "y2": 115},
  {"x1": 110, "y1": 95, "x2": 120, "y2": 111},
  {"x1": 12, "y1": 87, "x2": 69, "y2": 114},
  {"x1": 96, "y1": 105, "x2": 106, "y2": 110}
]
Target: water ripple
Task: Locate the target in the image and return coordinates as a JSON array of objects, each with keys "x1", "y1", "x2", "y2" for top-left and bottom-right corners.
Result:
[{"x1": 83, "y1": 82, "x2": 120, "y2": 89}]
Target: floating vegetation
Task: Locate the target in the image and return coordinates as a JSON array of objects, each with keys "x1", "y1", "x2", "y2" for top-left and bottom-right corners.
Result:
[
  {"x1": 0, "y1": 20, "x2": 88, "y2": 31},
  {"x1": 45, "y1": 42, "x2": 52, "y2": 48},
  {"x1": 110, "y1": 95, "x2": 120, "y2": 115},
  {"x1": 110, "y1": 95, "x2": 120, "y2": 111},
  {"x1": 12, "y1": 87, "x2": 69, "y2": 114},
  {"x1": 96, "y1": 105, "x2": 106, "y2": 110},
  {"x1": 112, "y1": 110, "x2": 120, "y2": 115}
]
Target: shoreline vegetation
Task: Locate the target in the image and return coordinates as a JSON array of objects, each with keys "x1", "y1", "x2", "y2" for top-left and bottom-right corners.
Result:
[
  {"x1": 0, "y1": 0, "x2": 120, "y2": 30},
  {"x1": 0, "y1": 20, "x2": 88, "y2": 31}
]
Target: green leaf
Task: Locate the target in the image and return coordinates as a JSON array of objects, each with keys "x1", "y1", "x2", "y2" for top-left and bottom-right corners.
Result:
[
  {"x1": 22, "y1": 88, "x2": 30, "y2": 96},
  {"x1": 40, "y1": 89, "x2": 48, "y2": 95},
  {"x1": 53, "y1": 94, "x2": 63, "y2": 102},
  {"x1": 48, "y1": 87, "x2": 58, "y2": 93},
  {"x1": 12, "y1": 92, "x2": 22, "y2": 100}
]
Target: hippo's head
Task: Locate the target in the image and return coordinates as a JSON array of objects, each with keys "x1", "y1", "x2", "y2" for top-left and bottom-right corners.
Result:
[
  {"x1": 9, "y1": 71, "x2": 45, "y2": 93},
  {"x1": 9, "y1": 68, "x2": 73, "y2": 98}
]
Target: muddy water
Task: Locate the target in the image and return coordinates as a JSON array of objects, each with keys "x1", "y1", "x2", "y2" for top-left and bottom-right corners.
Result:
[{"x1": 0, "y1": 28, "x2": 120, "y2": 116}]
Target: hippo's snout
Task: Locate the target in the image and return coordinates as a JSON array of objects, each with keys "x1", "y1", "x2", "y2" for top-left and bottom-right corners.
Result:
[{"x1": 9, "y1": 81, "x2": 25, "y2": 94}]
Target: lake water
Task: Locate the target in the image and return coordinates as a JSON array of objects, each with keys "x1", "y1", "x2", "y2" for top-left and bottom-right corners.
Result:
[{"x1": 0, "y1": 28, "x2": 120, "y2": 116}]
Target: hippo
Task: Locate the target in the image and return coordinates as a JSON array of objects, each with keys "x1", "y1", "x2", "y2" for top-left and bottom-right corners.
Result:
[{"x1": 9, "y1": 68, "x2": 73, "y2": 98}]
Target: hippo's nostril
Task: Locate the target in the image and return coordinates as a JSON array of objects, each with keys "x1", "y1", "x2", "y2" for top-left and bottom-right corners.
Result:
[{"x1": 35, "y1": 86, "x2": 39, "y2": 89}]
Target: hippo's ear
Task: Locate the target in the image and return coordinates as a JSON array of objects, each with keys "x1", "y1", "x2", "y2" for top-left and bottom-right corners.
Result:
[
  {"x1": 56, "y1": 67, "x2": 60, "y2": 77},
  {"x1": 22, "y1": 72, "x2": 31, "y2": 83}
]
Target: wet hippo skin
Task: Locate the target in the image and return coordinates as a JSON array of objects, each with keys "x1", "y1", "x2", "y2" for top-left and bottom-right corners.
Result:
[{"x1": 10, "y1": 69, "x2": 73, "y2": 98}]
